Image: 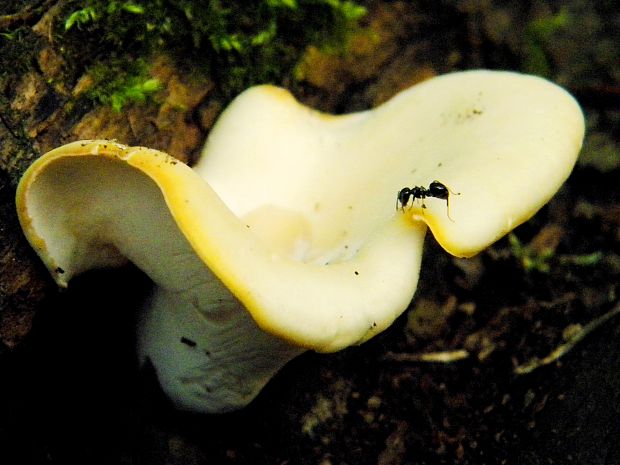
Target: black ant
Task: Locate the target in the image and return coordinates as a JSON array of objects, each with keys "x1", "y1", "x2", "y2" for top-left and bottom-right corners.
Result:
[{"x1": 396, "y1": 181, "x2": 460, "y2": 221}]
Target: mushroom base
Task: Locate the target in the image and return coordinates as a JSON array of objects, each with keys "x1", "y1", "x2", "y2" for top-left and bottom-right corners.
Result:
[{"x1": 137, "y1": 287, "x2": 306, "y2": 413}]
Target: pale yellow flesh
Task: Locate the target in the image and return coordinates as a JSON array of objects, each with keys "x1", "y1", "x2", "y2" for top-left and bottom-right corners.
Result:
[
  {"x1": 197, "y1": 70, "x2": 584, "y2": 257},
  {"x1": 16, "y1": 141, "x2": 425, "y2": 351}
]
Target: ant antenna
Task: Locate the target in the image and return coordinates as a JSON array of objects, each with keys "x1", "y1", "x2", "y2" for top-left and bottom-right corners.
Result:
[{"x1": 441, "y1": 183, "x2": 460, "y2": 222}]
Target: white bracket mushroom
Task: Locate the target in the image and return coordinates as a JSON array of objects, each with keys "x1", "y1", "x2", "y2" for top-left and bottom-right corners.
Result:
[{"x1": 16, "y1": 70, "x2": 584, "y2": 413}]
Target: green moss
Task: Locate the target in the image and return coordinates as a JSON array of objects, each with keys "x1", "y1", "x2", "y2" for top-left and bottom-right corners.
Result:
[
  {"x1": 508, "y1": 233, "x2": 555, "y2": 274},
  {"x1": 578, "y1": 111, "x2": 620, "y2": 172},
  {"x1": 59, "y1": 0, "x2": 366, "y2": 103},
  {"x1": 579, "y1": 131, "x2": 620, "y2": 172},
  {"x1": 81, "y1": 59, "x2": 162, "y2": 112},
  {"x1": 522, "y1": 8, "x2": 570, "y2": 77}
]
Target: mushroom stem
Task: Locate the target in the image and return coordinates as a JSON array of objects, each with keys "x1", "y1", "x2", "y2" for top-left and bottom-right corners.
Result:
[
  {"x1": 139, "y1": 287, "x2": 305, "y2": 412},
  {"x1": 17, "y1": 144, "x2": 308, "y2": 412}
]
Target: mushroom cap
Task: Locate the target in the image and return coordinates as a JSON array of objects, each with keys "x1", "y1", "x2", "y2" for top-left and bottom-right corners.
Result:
[
  {"x1": 16, "y1": 70, "x2": 584, "y2": 352},
  {"x1": 16, "y1": 141, "x2": 425, "y2": 352},
  {"x1": 197, "y1": 70, "x2": 584, "y2": 257}
]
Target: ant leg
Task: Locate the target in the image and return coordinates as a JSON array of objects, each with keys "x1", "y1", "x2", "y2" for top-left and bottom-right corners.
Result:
[{"x1": 418, "y1": 200, "x2": 426, "y2": 217}]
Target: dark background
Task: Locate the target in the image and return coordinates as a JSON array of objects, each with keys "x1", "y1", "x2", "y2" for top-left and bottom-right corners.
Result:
[{"x1": 0, "y1": 1, "x2": 619, "y2": 464}]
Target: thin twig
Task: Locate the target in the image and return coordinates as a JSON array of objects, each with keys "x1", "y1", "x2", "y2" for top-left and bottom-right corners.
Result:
[
  {"x1": 514, "y1": 302, "x2": 620, "y2": 375},
  {"x1": 0, "y1": 0, "x2": 55, "y2": 29},
  {"x1": 383, "y1": 349, "x2": 470, "y2": 363}
]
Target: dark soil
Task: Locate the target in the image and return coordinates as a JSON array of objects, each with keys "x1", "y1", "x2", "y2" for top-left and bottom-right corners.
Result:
[{"x1": 1, "y1": 163, "x2": 618, "y2": 465}]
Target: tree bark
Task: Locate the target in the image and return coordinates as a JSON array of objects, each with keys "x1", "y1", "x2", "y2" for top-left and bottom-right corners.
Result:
[{"x1": 0, "y1": 1, "x2": 221, "y2": 348}]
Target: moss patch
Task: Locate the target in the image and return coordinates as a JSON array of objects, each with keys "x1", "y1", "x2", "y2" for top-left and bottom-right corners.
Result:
[{"x1": 57, "y1": 0, "x2": 366, "y2": 103}]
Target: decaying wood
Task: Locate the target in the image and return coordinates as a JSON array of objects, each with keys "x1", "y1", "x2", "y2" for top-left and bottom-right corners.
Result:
[{"x1": 0, "y1": 2, "x2": 217, "y2": 347}]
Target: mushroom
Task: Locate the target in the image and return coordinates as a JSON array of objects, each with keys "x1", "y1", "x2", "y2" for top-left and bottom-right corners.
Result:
[{"x1": 16, "y1": 70, "x2": 584, "y2": 413}]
